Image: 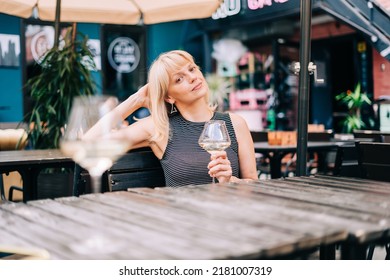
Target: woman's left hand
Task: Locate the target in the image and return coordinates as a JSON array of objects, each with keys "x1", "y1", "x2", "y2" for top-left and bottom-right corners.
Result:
[{"x1": 207, "y1": 151, "x2": 232, "y2": 183}]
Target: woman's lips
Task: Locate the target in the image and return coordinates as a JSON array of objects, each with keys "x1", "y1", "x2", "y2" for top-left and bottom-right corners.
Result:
[{"x1": 192, "y1": 82, "x2": 203, "y2": 91}]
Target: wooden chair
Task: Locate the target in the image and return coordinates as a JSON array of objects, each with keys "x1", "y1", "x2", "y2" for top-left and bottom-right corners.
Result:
[
  {"x1": 332, "y1": 144, "x2": 361, "y2": 178},
  {"x1": 356, "y1": 142, "x2": 390, "y2": 182},
  {"x1": 250, "y1": 131, "x2": 268, "y2": 142},
  {"x1": 250, "y1": 131, "x2": 270, "y2": 179},
  {"x1": 0, "y1": 127, "x2": 28, "y2": 202},
  {"x1": 106, "y1": 148, "x2": 165, "y2": 192},
  {"x1": 355, "y1": 141, "x2": 390, "y2": 259},
  {"x1": 74, "y1": 147, "x2": 165, "y2": 195}
]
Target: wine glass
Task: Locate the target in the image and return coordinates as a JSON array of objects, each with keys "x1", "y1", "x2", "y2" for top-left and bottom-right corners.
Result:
[
  {"x1": 198, "y1": 120, "x2": 231, "y2": 183},
  {"x1": 60, "y1": 95, "x2": 129, "y2": 194}
]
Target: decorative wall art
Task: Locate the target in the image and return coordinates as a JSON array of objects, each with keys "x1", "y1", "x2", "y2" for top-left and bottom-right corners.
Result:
[{"x1": 0, "y1": 34, "x2": 20, "y2": 67}]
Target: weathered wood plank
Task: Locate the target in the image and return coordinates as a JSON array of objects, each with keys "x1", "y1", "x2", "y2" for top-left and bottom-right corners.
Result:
[
  {"x1": 247, "y1": 179, "x2": 389, "y2": 216},
  {"x1": 287, "y1": 176, "x2": 390, "y2": 194},
  {"x1": 83, "y1": 192, "x2": 305, "y2": 259},
  {"x1": 29, "y1": 198, "x2": 185, "y2": 259},
  {"x1": 0, "y1": 204, "x2": 76, "y2": 259},
  {"x1": 127, "y1": 187, "x2": 348, "y2": 255}
]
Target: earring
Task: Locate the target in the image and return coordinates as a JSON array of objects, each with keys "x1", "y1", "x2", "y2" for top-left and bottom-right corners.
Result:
[{"x1": 170, "y1": 103, "x2": 177, "y2": 114}]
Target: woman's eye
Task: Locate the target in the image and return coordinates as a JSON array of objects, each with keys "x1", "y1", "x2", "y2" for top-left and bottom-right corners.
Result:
[
  {"x1": 176, "y1": 77, "x2": 183, "y2": 83},
  {"x1": 190, "y1": 66, "x2": 196, "y2": 72}
]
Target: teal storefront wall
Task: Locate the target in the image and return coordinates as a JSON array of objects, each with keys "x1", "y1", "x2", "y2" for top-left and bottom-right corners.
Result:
[
  {"x1": 147, "y1": 21, "x2": 185, "y2": 63},
  {"x1": 0, "y1": 14, "x2": 23, "y2": 122},
  {"x1": 77, "y1": 23, "x2": 102, "y2": 94}
]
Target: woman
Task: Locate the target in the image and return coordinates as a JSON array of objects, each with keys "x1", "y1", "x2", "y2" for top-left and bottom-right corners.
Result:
[{"x1": 90, "y1": 50, "x2": 258, "y2": 186}]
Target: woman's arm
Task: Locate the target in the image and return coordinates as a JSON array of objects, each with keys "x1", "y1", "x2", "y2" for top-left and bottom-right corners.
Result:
[
  {"x1": 83, "y1": 85, "x2": 149, "y2": 140},
  {"x1": 115, "y1": 84, "x2": 150, "y2": 120},
  {"x1": 229, "y1": 113, "x2": 259, "y2": 181},
  {"x1": 207, "y1": 113, "x2": 258, "y2": 183}
]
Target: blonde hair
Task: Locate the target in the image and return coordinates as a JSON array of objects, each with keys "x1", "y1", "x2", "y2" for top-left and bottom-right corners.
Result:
[{"x1": 148, "y1": 50, "x2": 212, "y2": 142}]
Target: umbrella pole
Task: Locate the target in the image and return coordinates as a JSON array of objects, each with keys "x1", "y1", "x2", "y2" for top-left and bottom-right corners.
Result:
[
  {"x1": 54, "y1": 0, "x2": 62, "y2": 48},
  {"x1": 296, "y1": 0, "x2": 312, "y2": 177}
]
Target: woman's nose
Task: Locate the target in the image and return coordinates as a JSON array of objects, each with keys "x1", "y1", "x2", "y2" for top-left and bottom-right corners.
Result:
[{"x1": 188, "y1": 73, "x2": 197, "y2": 83}]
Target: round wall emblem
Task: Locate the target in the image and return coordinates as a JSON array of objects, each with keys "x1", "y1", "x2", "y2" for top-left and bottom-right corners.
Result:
[
  {"x1": 31, "y1": 30, "x2": 52, "y2": 64},
  {"x1": 107, "y1": 37, "x2": 140, "y2": 73}
]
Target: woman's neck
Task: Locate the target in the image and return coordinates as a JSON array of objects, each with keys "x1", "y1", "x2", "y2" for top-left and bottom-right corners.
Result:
[{"x1": 178, "y1": 104, "x2": 213, "y2": 122}]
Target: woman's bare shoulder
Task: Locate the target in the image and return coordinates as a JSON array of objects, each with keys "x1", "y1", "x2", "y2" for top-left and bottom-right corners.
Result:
[{"x1": 227, "y1": 112, "x2": 248, "y2": 127}]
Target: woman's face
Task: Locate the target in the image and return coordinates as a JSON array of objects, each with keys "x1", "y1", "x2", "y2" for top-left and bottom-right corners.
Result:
[{"x1": 166, "y1": 61, "x2": 208, "y2": 105}]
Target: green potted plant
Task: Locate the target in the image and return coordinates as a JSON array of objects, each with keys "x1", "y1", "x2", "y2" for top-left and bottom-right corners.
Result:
[
  {"x1": 22, "y1": 26, "x2": 97, "y2": 199},
  {"x1": 24, "y1": 26, "x2": 97, "y2": 149},
  {"x1": 335, "y1": 83, "x2": 372, "y2": 133}
]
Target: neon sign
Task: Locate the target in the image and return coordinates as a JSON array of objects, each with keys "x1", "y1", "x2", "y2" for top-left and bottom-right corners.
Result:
[
  {"x1": 247, "y1": 0, "x2": 289, "y2": 10},
  {"x1": 212, "y1": 0, "x2": 241, "y2": 19}
]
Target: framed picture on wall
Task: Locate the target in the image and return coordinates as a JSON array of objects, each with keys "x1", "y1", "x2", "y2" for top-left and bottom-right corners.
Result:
[
  {"x1": 0, "y1": 34, "x2": 20, "y2": 67},
  {"x1": 25, "y1": 24, "x2": 66, "y2": 65}
]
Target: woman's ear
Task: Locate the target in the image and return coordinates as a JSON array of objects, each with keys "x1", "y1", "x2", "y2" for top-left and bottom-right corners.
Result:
[{"x1": 165, "y1": 96, "x2": 175, "y2": 104}]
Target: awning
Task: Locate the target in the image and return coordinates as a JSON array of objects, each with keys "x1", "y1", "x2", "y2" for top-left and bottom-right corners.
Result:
[{"x1": 315, "y1": 0, "x2": 390, "y2": 60}]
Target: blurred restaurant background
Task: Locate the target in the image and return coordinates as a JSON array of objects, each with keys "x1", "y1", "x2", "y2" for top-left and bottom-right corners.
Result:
[{"x1": 0, "y1": 0, "x2": 389, "y2": 132}]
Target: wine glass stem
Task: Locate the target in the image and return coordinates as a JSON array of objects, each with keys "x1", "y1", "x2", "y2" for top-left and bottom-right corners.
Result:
[
  {"x1": 90, "y1": 175, "x2": 102, "y2": 193},
  {"x1": 212, "y1": 176, "x2": 216, "y2": 184}
]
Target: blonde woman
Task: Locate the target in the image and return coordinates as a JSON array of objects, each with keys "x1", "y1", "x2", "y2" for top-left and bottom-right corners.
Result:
[{"x1": 89, "y1": 50, "x2": 258, "y2": 186}]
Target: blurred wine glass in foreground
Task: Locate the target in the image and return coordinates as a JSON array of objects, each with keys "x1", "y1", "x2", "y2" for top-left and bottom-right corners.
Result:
[
  {"x1": 198, "y1": 120, "x2": 231, "y2": 183},
  {"x1": 60, "y1": 95, "x2": 129, "y2": 193}
]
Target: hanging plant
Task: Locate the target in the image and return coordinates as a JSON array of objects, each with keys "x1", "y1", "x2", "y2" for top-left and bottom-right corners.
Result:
[{"x1": 335, "y1": 83, "x2": 372, "y2": 133}]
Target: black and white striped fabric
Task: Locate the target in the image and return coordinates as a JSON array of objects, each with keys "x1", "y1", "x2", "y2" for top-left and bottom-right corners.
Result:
[{"x1": 160, "y1": 112, "x2": 240, "y2": 187}]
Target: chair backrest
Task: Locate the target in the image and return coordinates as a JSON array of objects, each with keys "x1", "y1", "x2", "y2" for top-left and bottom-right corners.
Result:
[
  {"x1": 308, "y1": 131, "x2": 333, "y2": 142},
  {"x1": 353, "y1": 130, "x2": 383, "y2": 142},
  {"x1": 356, "y1": 142, "x2": 390, "y2": 182},
  {"x1": 74, "y1": 148, "x2": 165, "y2": 195},
  {"x1": 0, "y1": 175, "x2": 5, "y2": 201},
  {"x1": 381, "y1": 135, "x2": 390, "y2": 143},
  {"x1": 250, "y1": 131, "x2": 268, "y2": 142},
  {"x1": 333, "y1": 144, "x2": 361, "y2": 178},
  {"x1": 107, "y1": 148, "x2": 165, "y2": 192}
]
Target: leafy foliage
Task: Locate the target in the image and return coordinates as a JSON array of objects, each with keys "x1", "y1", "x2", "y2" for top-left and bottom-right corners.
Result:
[
  {"x1": 206, "y1": 73, "x2": 231, "y2": 111},
  {"x1": 335, "y1": 83, "x2": 372, "y2": 133},
  {"x1": 24, "y1": 27, "x2": 97, "y2": 149}
]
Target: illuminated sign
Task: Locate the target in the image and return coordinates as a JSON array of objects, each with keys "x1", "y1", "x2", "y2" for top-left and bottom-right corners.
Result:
[
  {"x1": 212, "y1": 0, "x2": 289, "y2": 19},
  {"x1": 248, "y1": 0, "x2": 289, "y2": 10},
  {"x1": 212, "y1": 0, "x2": 241, "y2": 19},
  {"x1": 108, "y1": 37, "x2": 140, "y2": 73}
]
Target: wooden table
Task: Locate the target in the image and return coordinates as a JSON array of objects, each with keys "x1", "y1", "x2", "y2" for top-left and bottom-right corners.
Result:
[
  {"x1": 253, "y1": 141, "x2": 339, "y2": 178},
  {"x1": 0, "y1": 149, "x2": 74, "y2": 202},
  {"x1": 248, "y1": 175, "x2": 390, "y2": 259},
  {"x1": 1, "y1": 175, "x2": 388, "y2": 260}
]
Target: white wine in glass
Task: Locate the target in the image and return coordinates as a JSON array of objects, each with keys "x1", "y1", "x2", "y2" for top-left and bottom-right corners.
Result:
[
  {"x1": 60, "y1": 95, "x2": 129, "y2": 193},
  {"x1": 198, "y1": 120, "x2": 231, "y2": 183}
]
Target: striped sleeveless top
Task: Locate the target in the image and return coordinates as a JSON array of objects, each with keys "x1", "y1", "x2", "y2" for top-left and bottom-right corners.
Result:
[{"x1": 160, "y1": 112, "x2": 240, "y2": 187}]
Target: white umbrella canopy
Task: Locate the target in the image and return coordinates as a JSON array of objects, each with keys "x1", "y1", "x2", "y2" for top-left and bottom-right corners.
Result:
[{"x1": 0, "y1": 0, "x2": 222, "y2": 25}]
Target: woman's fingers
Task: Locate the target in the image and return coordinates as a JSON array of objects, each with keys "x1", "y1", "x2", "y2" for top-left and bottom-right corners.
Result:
[
  {"x1": 209, "y1": 150, "x2": 226, "y2": 160},
  {"x1": 208, "y1": 155, "x2": 232, "y2": 182}
]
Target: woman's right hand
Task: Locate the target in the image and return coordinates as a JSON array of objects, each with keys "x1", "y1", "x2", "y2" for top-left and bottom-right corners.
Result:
[
  {"x1": 208, "y1": 151, "x2": 232, "y2": 183},
  {"x1": 133, "y1": 84, "x2": 150, "y2": 109}
]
